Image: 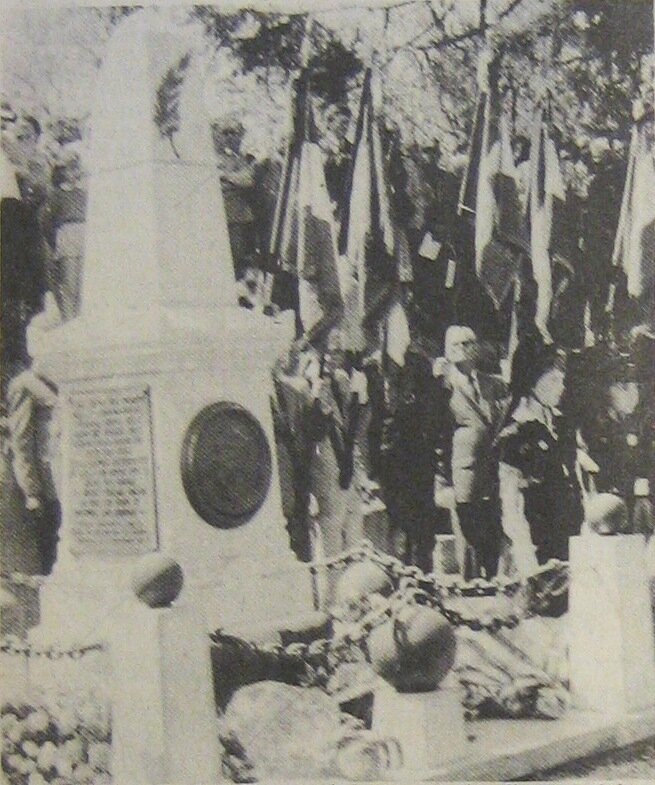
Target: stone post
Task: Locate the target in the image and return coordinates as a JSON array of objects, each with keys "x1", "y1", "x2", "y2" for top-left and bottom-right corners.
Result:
[
  {"x1": 372, "y1": 678, "x2": 465, "y2": 771},
  {"x1": 569, "y1": 534, "x2": 655, "y2": 714},
  {"x1": 108, "y1": 602, "x2": 221, "y2": 785}
]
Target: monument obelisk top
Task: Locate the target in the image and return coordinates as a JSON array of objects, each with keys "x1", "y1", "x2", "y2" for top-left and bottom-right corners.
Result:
[
  {"x1": 36, "y1": 8, "x2": 264, "y2": 362},
  {"x1": 82, "y1": 9, "x2": 236, "y2": 319}
]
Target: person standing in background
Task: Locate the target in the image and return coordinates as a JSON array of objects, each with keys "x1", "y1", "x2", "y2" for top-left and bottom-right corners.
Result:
[
  {"x1": 578, "y1": 347, "x2": 653, "y2": 534},
  {"x1": 498, "y1": 338, "x2": 584, "y2": 574},
  {"x1": 582, "y1": 137, "x2": 626, "y2": 338},
  {"x1": 378, "y1": 347, "x2": 442, "y2": 573},
  {"x1": 433, "y1": 326, "x2": 509, "y2": 578},
  {"x1": 40, "y1": 143, "x2": 87, "y2": 320},
  {"x1": 1, "y1": 110, "x2": 48, "y2": 393}
]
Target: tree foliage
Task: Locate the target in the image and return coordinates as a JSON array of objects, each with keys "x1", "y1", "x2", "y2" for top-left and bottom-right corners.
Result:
[{"x1": 2, "y1": 1, "x2": 653, "y2": 173}]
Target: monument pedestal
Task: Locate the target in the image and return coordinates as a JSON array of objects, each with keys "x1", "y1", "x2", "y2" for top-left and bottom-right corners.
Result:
[
  {"x1": 362, "y1": 501, "x2": 392, "y2": 554},
  {"x1": 36, "y1": 312, "x2": 313, "y2": 638},
  {"x1": 569, "y1": 534, "x2": 655, "y2": 714},
  {"x1": 372, "y1": 680, "x2": 465, "y2": 770},
  {"x1": 434, "y1": 534, "x2": 460, "y2": 579}
]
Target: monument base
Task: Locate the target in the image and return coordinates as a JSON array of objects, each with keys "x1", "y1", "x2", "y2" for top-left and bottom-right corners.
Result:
[
  {"x1": 372, "y1": 680, "x2": 466, "y2": 770},
  {"x1": 569, "y1": 533, "x2": 655, "y2": 715},
  {"x1": 37, "y1": 553, "x2": 314, "y2": 641},
  {"x1": 362, "y1": 501, "x2": 392, "y2": 553},
  {"x1": 34, "y1": 308, "x2": 314, "y2": 638}
]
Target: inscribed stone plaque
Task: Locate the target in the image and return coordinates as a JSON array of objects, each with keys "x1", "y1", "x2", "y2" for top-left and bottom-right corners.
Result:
[{"x1": 67, "y1": 385, "x2": 158, "y2": 556}]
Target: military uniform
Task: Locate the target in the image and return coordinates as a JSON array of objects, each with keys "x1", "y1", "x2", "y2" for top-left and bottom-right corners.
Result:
[
  {"x1": 578, "y1": 348, "x2": 653, "y2": 524},
  {"x1": 499, "y1": 411, "x2": 583, "y2": 566},
  {"x1": 582, "y1": 410, "x2": 651, "y2": 503}
]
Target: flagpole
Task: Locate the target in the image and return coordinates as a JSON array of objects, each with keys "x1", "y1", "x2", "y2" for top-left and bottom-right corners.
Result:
[
  {"x1": 263, "y1": 14, "x2": 315, "y2": 314},
  {"x1": 606, "y1": 108, "x2": 639, "y2": 338}
]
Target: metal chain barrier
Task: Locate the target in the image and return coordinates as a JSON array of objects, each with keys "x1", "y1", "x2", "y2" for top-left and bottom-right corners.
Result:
[
  {"x1": 306, "y1": 541, "x2": 377, "y2": 574},
  {"x1": 2, "y1": 540, "x2": 568, "y2": 659},
  {"x1": 208, "y1": 541, "x2": 570, "y2": 686},
  {"x1": 363, "y1": 545, "x2": 568, "y2": 600},
  {"x1": 351, "y1": 542, "x2": 569, "y2": 633},
  {"x1": 0, "y1": 635, "x2": 106, "y2": 660}
]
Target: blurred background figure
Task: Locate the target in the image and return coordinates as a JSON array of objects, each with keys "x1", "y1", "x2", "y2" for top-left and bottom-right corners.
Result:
[
  {"x1": 377, "y1": 347, "x2": 441, "y2": 573},
  {"x1": 41, "y1": 141, "x2": 87, "y2": 321},
  {"x1": 577, "y1": 342, "x2": 653, "y2": 535}
]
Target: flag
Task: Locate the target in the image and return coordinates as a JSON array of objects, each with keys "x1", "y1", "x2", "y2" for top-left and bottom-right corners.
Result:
[
  {"x1": 338, "y1": 68, "x2": 401, "y2": 350},
  {"x1": 526, "y1": 98, "x2": 566, "y2": 341},
  {"x1": 611, "y1": 120, "x2": 655, "y2": 302},
  {"x1": 269, "y1": 71, "x2": 343, "y2": 340},
  {"x1": 458, "y1": 60, "x2": 524, "y2": 309}
]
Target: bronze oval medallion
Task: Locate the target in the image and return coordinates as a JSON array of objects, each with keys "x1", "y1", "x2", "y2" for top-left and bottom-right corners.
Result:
[{"x1": 181, "y1": 402, "x2": 271, "y2": 528}]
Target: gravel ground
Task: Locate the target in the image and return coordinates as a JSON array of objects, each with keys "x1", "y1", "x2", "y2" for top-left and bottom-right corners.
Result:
[{"x1": 521, "y1": 737, "x2": 655, "y2": 780}]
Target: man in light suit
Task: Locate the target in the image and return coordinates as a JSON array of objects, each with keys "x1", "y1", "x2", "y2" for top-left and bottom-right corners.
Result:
[{"x1": 434, "y1": 326, "x2": 509, "y2": 577}]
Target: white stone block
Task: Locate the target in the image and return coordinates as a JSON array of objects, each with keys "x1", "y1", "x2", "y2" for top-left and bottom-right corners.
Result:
[
  {"x1": 569, "y1": 534, "x2": 655, "y2": 715},
  {"x1": 108, "y1": 603, "x2": 221, "y2": 785},
  {"x1": 372, "y1": 681, "x2": 465, "y2": 771}
]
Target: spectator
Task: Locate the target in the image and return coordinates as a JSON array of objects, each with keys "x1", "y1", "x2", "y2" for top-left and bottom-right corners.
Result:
[
  {"x1": 434, "y1": 325, "x2": 509, "y2": 578},
  {"x1": 498, "y1": 337, "x2": 583, "y2": 574},
  {"x1": 1, "y1": 112, "x2": 48, "y2": 392}
]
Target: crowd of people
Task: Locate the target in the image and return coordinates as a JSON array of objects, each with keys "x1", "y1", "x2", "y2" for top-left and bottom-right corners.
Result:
[
  {"x1": 272, "y1": 322, "x2": 653, "y2": 581},
  {"x1": 1, "y1": 91, "x2": 653, "y2": 582}
]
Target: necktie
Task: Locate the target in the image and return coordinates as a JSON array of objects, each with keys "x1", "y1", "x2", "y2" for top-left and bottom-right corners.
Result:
[{"x1": 468, "y1": 373, "x2": 481, "y2": 405}]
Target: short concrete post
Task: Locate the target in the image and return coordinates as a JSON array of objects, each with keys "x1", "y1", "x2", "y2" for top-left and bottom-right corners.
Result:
[
  {"x1": 569, "y1": 534, "x2": 655, "y2": 715},
  {"x1": 108, "y1": 603, "x2": 221, "y2": 785},
  {"x1": 372, "y1": 679, "x2": 465, "y2": 771}
]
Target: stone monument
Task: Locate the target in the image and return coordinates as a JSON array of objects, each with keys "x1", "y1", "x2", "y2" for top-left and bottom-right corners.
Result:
[{"x1": 32, "y1": 9, "x2": 313, "y2": 640}]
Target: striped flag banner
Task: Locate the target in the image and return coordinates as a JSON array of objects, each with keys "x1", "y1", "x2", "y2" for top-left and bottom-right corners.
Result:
[
  {"x1": 611, "y1": 119, "x2": 655, "y2": 304},
  {"x1": 268, "y1": 70, "x2": 343, "y2": 341},
  {"x1": 458, "y1": 58, "x2": 524, "y2": 310},
  {"x1": 527, "y1": 97, "x2": 566, "y2": 341},
  {"x1": 338, "y1": 68, "x2": 403, "y2": 352}
]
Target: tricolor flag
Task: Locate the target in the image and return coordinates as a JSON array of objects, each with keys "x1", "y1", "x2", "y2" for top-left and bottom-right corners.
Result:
[
  {"x1": 458, "y1": 57, "x2": 524, "y2": 309},
  {"x1": 269, "y1": 71, "x2": 343, "y2": 341},
  {"x1": 338, "y1": 68, "x2": 403, "y2": 351},
  {"x1": 526, "y1": 98, "x2": 566, "y2": 341},
  {"x1": 612, "y1": 118, "x2": 655, "y2": 304}
]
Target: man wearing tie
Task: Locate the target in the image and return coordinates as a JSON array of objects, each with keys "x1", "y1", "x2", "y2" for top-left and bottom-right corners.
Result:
[{"x1": 434, "y1": 326, "x2": 510, "y2": 578}]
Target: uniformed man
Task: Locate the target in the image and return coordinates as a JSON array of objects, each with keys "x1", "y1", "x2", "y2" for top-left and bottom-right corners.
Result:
[{"x1": 579, "y1": 349, "x2": 653, "y2": 529}]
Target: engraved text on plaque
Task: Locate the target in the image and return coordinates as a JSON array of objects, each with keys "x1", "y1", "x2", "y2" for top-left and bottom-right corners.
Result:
[{"x1": 68, "y1": 385, "x2": 158, "y2": 556}]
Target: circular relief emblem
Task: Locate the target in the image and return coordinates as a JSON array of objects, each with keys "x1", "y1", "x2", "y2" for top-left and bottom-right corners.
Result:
[{"x1": 181, "y1": 402, "x2": 271, "y2": 528}]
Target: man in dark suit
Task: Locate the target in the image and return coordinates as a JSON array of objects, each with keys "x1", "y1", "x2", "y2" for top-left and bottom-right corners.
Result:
[{"x1": 434, "y1": 326, "x2": 509, "y2": 577}]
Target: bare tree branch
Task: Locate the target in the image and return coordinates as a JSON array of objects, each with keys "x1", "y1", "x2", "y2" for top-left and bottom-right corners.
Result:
[{"x1": 404, "y1": 0, "x2": 530, "y2": 63}]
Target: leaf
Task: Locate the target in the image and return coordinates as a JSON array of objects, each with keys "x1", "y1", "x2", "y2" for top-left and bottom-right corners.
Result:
[{"x1": 153, "y1": 52, "x2": 191, "y2": 157}]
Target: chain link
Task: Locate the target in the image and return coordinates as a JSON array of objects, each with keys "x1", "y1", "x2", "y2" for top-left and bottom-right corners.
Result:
[
  {"x1": 0, "y1": 635, "x2": 106, "y2": 660},
  {"x1": 364, "y1": 546, "x2": 568, "y2": 601},
  {"x1": 306, "y1": 540, "x2": 378, "y2": 574},
  {"x1": 1, "y1": 541, "x2": 568, "y2": 661}
]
